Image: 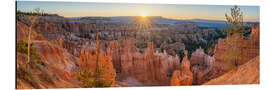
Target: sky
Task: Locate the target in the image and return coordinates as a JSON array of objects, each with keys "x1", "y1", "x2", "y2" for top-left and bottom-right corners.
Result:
[{"x1": 16, "y1": 1, "x2": 260, "y2": 22}]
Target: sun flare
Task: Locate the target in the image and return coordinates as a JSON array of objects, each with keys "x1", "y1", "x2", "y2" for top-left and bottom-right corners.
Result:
[{"x1": 140, "y1": 13, "x2": 147, "y2": 18}]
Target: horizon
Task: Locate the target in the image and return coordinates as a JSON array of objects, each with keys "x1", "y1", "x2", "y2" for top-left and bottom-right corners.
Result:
[{"x1": 17, "y1": 1, "x2": 260, "y2": 22}]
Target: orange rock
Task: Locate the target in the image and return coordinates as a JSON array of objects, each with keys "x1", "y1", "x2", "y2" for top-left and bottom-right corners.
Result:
[
  {"x1": 78, "y1": 47, "x2": 116, "y2": 87},
  {"x1": 107, "y1": 39, "x2": 181, "y2": 86},
  {"x1": 199, "y1": 26, "x2": 260, "y2": 85},
  {"x1": 170, "y1": 70, "x2": 182, "y2": 86},
  {"x1": 189, "y1": 48, "x2": 213, "y2": 85},
  {"x1": 171, "y1": 51, "x2": 193, "y2": 86}
]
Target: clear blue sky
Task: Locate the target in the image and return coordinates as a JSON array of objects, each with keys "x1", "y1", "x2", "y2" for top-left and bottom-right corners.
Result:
[{"x1": 17, "y1": 1, "x2": 260, "y2": 22}]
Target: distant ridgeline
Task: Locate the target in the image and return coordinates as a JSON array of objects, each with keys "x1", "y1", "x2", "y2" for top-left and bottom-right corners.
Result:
[
  {"x1": 16, "y1": 10, "x2": 258, "y2": 29},
  {"x1": 16, "y1": 10, "x2": 60, "y2": 17}
]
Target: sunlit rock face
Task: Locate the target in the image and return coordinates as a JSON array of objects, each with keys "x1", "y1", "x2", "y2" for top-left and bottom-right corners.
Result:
[
  {"x1": 203, "y1": 56, "x2": 260, "y2": 85},
  {"x1": 16, "y1": 34, "x2": 80, "y2": 88},
  {"x1": 213, "y1": 26, "x2": 260, "y2": 70},
  {"x1": 190, "y1": 26, "x2": 260, "y2": 85},
  {"x1": 201, "y1": 25, "x2": 260, "y2": 85},
  {"x1": 170, "y1": 51, "x2": 193, "y2": 86},
  {"x1": 17, "y1": 21, "x2": 41, "y2": 41},
  {"x1": 107, "y1": 39, "x2": 181, "y2": 86},
  {"x1": 190, "y1": 48, "x2": 214, "y2": 67},
  {"x1": 189, "y1": 48, "x2": 214, "y2": 85},
  {"x1": 17, "y1": 21, "x2": 29, "y2": 41},
  {"x1": 35, "y1": 41, "x2": 79, "y2": 80},
  {"x1": 78, "y1": 47, "x2": 116, "y2": 86},
  {"x1": 17, "y1": 20, "x2": 80, "y2": 89},
  {"x1": 251, "y1": 25, "x2": 260, "y2": 41}
]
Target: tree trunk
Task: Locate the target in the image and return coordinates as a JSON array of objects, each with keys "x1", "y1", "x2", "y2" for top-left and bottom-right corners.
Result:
[{"x1": 27, "y1": 26, "x2": 32, "y2": 63}]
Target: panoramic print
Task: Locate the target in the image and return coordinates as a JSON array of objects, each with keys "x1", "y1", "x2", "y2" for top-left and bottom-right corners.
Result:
[{"x1": 16, "y1": 1, "x2": 260, "y2": 89}]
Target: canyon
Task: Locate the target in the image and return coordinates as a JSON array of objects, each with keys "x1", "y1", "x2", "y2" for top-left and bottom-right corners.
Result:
[{"x1": 16, "y1": 14, "x2": 260, "y2": 88}]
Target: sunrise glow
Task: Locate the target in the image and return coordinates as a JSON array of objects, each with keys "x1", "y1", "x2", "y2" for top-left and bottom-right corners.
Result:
[{"x1": 140, "y1": 13, "x2": 147, "y2": 18}]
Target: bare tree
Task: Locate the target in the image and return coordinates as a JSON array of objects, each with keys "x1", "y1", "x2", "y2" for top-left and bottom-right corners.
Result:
[{"x1": 27, "y1": 8, "x2": 38, "y2": 63}]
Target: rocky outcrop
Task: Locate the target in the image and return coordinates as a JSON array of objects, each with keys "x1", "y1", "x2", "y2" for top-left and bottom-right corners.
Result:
[
  {"x1": 78, "y1": 47, "x2": 116, "y2": 87},
  {"x1": 17, "y1": 21, "x2": 81, "y2": 88},
  {"x1": 251, "y1": 25, "x2": 260, "y2": 41},
  {"x1": 170, "y1": 51, "x2": 193, "y2": 86},
  {"x1": 107, "y1": 39, "x2": 181, "y2": 86},
  {"x1": 213, "y1": 27, "x2": 260, "y2": 71},
  {"x1": 17, "y1": 21, "x2": 41, "y2": 41},
  {"x1": 189, "y1": 48, "x2": 214, "y2": 85},
  {"x1": 190, "y1": 48, "x2": 214, "y2": 68},
  {"x1": 160, "y1": 42, "x2": 185, "y2": 56},
  {"x1": 17, "y1": 40, "x2": 80, "y2": 89},
  {"x1": 203, "y1": 56, "x2": 260, "y2": 85},
  {"x1": 35, "y1": 40, "x2": 81, "y2": 83},
  {"x1": 200, "y1": 26, "x2": 260, "y2": 85}
]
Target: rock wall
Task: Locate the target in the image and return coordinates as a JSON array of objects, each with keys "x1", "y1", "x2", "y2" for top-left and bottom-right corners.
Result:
[{"x1": 107, "y1": 39, "x2": 181, "y2": 86}]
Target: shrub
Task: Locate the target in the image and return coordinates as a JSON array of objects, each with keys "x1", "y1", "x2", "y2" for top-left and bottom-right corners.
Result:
[
  {"x1": 17, "y1": 66, "x2": 40, "y2": 88},
  {"x1": 17, "y1": 40, "x2": 44, "y2": 65},
  {"x1": 77, "y1": 69, "x2": 113, "y2": 88},
  {"x1": 39, "y1": 67, "x2": 55, "y2": 85}
]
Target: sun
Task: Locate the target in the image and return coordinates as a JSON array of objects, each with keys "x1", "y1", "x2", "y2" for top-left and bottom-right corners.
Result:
[{"x1": 140, "y1": 13, "x2": 147, "y2": 18}]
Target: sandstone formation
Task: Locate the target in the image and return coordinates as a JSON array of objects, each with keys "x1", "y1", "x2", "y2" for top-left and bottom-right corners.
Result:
[
  {"x1": 203, "y1": 56, "x2": 260, "y2": 85},
  {"x1": 189, "y1": 48, "x2": 214, "y2": 85},
  {"x1": 17, "y1": 20, "x2": 80, "y2": 88},
  {"x1": 170, "y1": 51, "x2": 193, "y2": 86},
  {"x1": 78, "y1": 47, "x2": 116, "y2": 87},
  {"x1": 17, "y1": 14, "x2": 221, "y2": 59},
  {"x1": 201, "y1": 25, "x2": 260, "y2": 85},
  {"x1": 213, "y1": 26, "x2": 260, "y2": 71},
  {"x1": 251, "y1": 25, "x2": 260, "y2": 41},
  {"x1": 107, "y1": 40, "x2": 181, "y2": 86},
  {"x1": 16, "y1": 13, "x2": 260, "y2": 88},
  {"x1": 16, "y1": 41, "x2": 80, "y2": 89},
  {"x1": 188, "y1": 25, "x2": 260, "y2": 85},
  {"x1": 16, "y1": 21, "x2": 40, "y2": 41}
]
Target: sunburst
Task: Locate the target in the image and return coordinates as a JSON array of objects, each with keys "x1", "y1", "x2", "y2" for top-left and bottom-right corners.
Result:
[{"x1": 140, "y1": 13, "x2": 147, "y2": 18}]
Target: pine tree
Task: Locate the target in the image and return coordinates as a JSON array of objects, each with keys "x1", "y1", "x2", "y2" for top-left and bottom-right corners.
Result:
[
  {"x1": 224, "y1": 6, "x2": 246, "y2": 36},
  {"x1": 222, "y1": 6, "x2": 247, "y2": 68}
]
